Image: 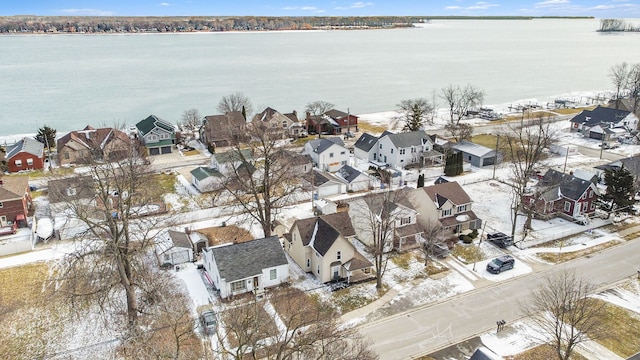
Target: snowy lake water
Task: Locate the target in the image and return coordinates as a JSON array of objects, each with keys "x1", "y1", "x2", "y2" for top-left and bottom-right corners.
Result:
[{"x1": 2, "y1": 18, "x2": 640, "y2": 137}]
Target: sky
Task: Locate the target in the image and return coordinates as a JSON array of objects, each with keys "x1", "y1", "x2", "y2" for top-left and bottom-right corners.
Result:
[{"x1": 2, "y1": 0, "x2": 640, "y2": 18}]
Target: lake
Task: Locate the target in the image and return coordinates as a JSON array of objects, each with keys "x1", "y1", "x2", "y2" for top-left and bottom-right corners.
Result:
[{"x1": 1, "y1": 18, "x2": 640, "y2": 137}]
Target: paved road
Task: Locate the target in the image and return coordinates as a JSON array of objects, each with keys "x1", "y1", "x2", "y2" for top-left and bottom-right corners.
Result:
[{"x1": 359, "y1": 238, "x2": 640, "y2": 359}]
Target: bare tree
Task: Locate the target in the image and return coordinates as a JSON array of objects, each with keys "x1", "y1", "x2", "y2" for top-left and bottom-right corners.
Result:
[
  {"x1": 179, "y1": 108, "x2": 202, "y2": 135},
  {"x1": 51, "y1": 138, "x2": 166, "y2": 328},
  {"x1": 626, "y1": 63, "x2": 640, "y2": 115},
  {"x1": 609, "y1": 62, "x2": 630, "y2": 109},
  {"x1": 419, "y1": 220, "x2": 444, "y2": 267},
  {"x1": 217, "y1": 92, "x2": 253, "y2": 119},
  {"x1": 215, "y1": 287, "x2": 377, "y2": 360},
  {"x1": 305, "y1": 100, "x2": 335, "y2": 136},
  {"x1": 396, "y1": 98, "x2": 434, "y2": 132},
  {"x1": 499, "y1": 115, "x2": 557, "y2": 242},
  {"x1": 523, "y1": 270, "x2": 607, "y2": 360},
  {"x1": 441, "y1": 84, "x2": 484, "y2": 141},
  {"x1": 220, "y1": 119, "x2": 304, "y2": 237}
]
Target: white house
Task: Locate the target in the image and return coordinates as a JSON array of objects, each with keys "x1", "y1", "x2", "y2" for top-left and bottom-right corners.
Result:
[
  {"x1": 155, "y1": 230, "x2": 194, "y2": 266},
  {"x1": 334, "y1": 165, "x2": 372, "y2": 192},
  {"x1": 202, "y1": 236, "x2": 289, "y2": 299},
  {"x1": 373, "y1": 130, "x2": 443, "y2": 169},
  {"x1": 353, "y1": 132, "x2": 379, "y2": 162},
  {"x1": 303, "y1": 137, "x2": 349, "y2": 172},
  {"x1": 311, "y1": 169, "x2": 347, "y2": 198}
]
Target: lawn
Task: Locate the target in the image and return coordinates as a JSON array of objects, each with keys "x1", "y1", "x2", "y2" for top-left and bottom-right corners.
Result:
[
  {"x1": 196, "y1": 225, "x2": 253, "y2": 246},
  {"x1": 588, "y1": 299, "x2": 640, "y2": 358},
  {"x1": 0, "y1": 262, "x2": 49, "y2": 308}
]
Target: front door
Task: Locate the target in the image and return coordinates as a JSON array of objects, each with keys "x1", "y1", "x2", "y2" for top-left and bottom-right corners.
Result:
[
  {"x1": 253, "y1": 276, "x2": 259, "y2": 289},
  {"x1": 332, "y1": 266, "x2": 340, "y2": 280}
]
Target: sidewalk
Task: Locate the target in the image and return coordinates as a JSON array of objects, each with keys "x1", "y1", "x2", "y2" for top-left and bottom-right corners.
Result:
[{"x1": 340, "y1": 286, "x2": 399, "y2": 323}]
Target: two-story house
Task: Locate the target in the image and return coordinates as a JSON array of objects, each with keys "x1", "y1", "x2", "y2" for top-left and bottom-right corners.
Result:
[
  {"x1": 407, "y1": 181, "x2": 481, "y2": 241},
  {"x1": 347, "y1": 190, "x2": 423, "y2": 252},
  {"x1": 202, "y1": 236, "x2": 289, "y2": 299},
  {"x1": 57, "y1": 125, "x2": 130, "y2": 165},
  {"x1": 284, "y1": 212, "x2": 373, "y2": 284},
  {"x1": 306, "y1": 109, "x2": 358, "y2": 135},
  {"x1": 6, "y1": 137, "x2": 45, "y2": 173},
  {"x1": 371, "y1": 130, "x2": 444, "y2": 170},
  {"x1": 199, "y1": 111, "x2": 247, "y2": 149},
  {"x1": 302, "y1": 137, "x2": 349, "y2": 172},
  {"x1": 135, "y1": 115, "x2": 176, "y2": 155},
  {"x1": 569, "y1": 105, "x2": 639, "y2": 141},
  {"x1": 523, "y1": 169, "x2": 600, "y2": 221},
  {"x1": 252, "y1": 107, "x2": 301, "y2": 139}
]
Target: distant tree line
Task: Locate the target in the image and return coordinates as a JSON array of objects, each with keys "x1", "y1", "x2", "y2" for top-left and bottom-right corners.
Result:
[
  {"x1": 0, "y1": 16, "x2": 419, "y2": 34},
  {"x1": 599, "y1": 18, "x2": 640, "y2": 32}
]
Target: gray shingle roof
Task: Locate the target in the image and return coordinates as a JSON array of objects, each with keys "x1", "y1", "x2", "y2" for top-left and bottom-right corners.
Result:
[
  {"x1": 354, "y1": 133, "x2": 378, "y2": 152},
  {"x1": 335, "y1": 165, "x2": 362, "y2": 183},
  {"x1": 210, "y1": 236, "x2": 287, "y2": 282},
  {"x1": 306, "y1": 137, "x2": 345, "y2": 154},
  {"x1": 569, "y1": 105, "x2": 631, "y2": 127},
  {"x1": 382, "y1": 130, "x2": 431, "y2": 148},
  {"x1": 7, "y1": 137, "x2": 44, "y2": 159},
  {"x1": 541, "y1": 169, "x2": 596, "y2": 201}
]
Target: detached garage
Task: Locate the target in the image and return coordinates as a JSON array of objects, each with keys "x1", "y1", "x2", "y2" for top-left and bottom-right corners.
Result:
[
  {"x1": 451, "y1": 140, "x2": 500, "y2": 168},
  {"x1": 155, "y1": 230, "x2": 194, "y2": 266}
]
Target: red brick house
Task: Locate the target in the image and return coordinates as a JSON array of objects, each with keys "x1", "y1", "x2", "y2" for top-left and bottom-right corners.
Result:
[
  {"x1": 306, "y1": 109, "x2": 358, "y2": 135},
  {"x1": 523, "y1": 169, "x2": 600, "y2": 221},
  {"x1": 0, "y1": 176, "x2": 31, "y2": 230},
  {"x1": 6, "y1": 137, "x2": 45, "y2": 173}
]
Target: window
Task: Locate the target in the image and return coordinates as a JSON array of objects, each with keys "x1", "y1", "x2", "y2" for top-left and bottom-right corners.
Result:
[
  {"x1": 231, "y1": 280, "x2": 247, "y2": 292},
  {"x1": 315, "y1": 251, "x2": 320, "y2": 258},
  {"x1": 270, "y1": 269, "x2": 277, "y2": 280},
  {"x1": 589, "y1": 190, "x2": 594, "y2": 198},
  {"x1": 27, "y1": 158, "x2": 33, "y2": 166},
  {"x1": 457, "y1": 205, "x2": 468, "y2": 212},
  {"x1": 442, "y1": 208, "x2": 452, "y2": 217},
  {"x1": 317, "y1": 265, "x2": 320, "y2": 275},
  {"x1": 0, "y1": 202, "x2": 3, "y2": 208},
  {"x1": 15, "y1": 159, "x2": 22, "y2": 167},
  {"x1": 329, "y1": 152, "x2": 334, "y2": 158},
  {"x1": 341, "y1": 160, "x2": 347, "y2": 165},
  {"x1": 400, "y1": 217, "x2": 411, "y2": 225},
  {"x1": 391, "y1": 148, "x2": 394, "y2": 154},
  {"x1": 564, "y1": 201, "x2": 571, "y2": 212},
  {"x1": 400, "y1": 149, "x2": 405, "y2": 155},
  {"x1": 379, "y1": 144, "x2": 382, "y2": 149},
  {"x1": 66, "y1": 187, "x2": 77, "y2": 196},
  {"x1": 411, "y1": 147, "x2": 416, "y2": 153},
  {"x1": 340, "y1": 151, "x2": 346, "y2": 155},
  {"x1": 306, "y1": 258, "x2": 311, "y2": 268},
  {"x1": 64, "y1": 152, "x2": 70, "y2": 159},
  {"x1": 590, "y1": 202, "x2": 595, "y2": 210},
  {"x1": 282, "y1": 121, "x2": 288, "y2": 128},
  {"x1": 337, "y1": 251, "x2": 341, "y2": 260}
]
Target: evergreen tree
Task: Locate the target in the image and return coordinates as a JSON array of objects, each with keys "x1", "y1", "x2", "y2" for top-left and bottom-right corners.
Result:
[
  {"x1": 35, "y1": 125, "x2": 57, "y2": 153},
  {"x1": 603, "y1": 167, "x2": 635, "y2": 212},
  {"x1": 444, "y1": 152, "x2": 463, "y2": 176}
]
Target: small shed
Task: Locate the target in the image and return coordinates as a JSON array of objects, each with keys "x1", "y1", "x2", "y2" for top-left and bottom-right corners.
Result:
[{"x1": 155, "y1": 230, "x2": 194, "y2": 266}]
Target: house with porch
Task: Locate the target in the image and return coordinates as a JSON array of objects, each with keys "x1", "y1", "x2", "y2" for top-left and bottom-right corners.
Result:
[
  {"x1": 407, "y1": 181, "x2": 481, "y2": 242},
  {"x1": 523, "y1": 169, "x2": 600, "y2": 221},
  {"x1": 302, "y1": 137, "x2": 349, "y2": 172},
  {"x1": 371, "y1": 130, "x2": 444, "y2": 170},
  {"x1": 6, "y1": 137, "x2": 45, "y2": 173},
  {"x1": 199, "y1": 111, "x2": 247, "y2": 148},
  {"x1": 57, "y1": 126, "x2": 131, "y2": 165},
  {"x1": 135, "y1": 115, "x2": 177, "y2": 155},
  {"x1": 252, "y1": 107, "x2": 301, "y2": 139},
  {"x1": 284, "y1": 212, "x2": 373, "y2": 284},
  {"x1": 0, "y1": 176, "x2": 31, "y2": 230},
  {"x1": 569, "y1": 105, "x2": 638, "y2": 141},
  {"x1": 202, "y1": 236, "x2": 289, "y2": 299},
  {"x1": 306, "y1": 109, "x2": 358, "y2": 135}
]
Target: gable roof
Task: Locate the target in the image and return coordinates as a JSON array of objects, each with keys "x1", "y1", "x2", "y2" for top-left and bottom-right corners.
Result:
[
  {"x1": 292, "y1": 211, "x2": 356, "y2": 250},
  {"x1": 306, "y1": 137, "x2": 346, "y2": 154},
  {"x1": 421, "y1": 181, "x2": 472, "y2": 207},
  {"x1": 541, "y1": 169, "x2": 597, "y2": 201},
  {"x1": 47, "y1": 175, "x2": 94, "y2": 203},
  {"x1": 210, "y1": 236, "x2": 287, "y2": 282},
  {"x1": 324, "y1": 109, "x2": 350, "y2": 120},
  {"x1": 0, "y1": 176, "x2": 29, "y2": 201},
  {"x1": 136, "y1": 115, "x2": 175, "y2": 136},
  {"x1": 381, "y1": 130, "x2": 431, "y2": 148},
  {"x1": 451, "y1": 140, "x2": 496, "y2": 157},
  {"x1": 595, "y1": 155, "x2": 640, "y2": 176},
  {"x1": 335, "y1": 165, "x2": 364, "y2": 183},
  {"x1": 7, "y1": 137, "x2": 44, "y2": 159},
  {"x1": 354, "y1": 132, "x2": 378, "y2": 152},
  {"x1": 190, "y1": 167, "x2": 222, "y2": 181},
  {"x1": 57, "y1": 126, "x2": 129, "y2": 153},
  {"x1": 168, "y1": 230, "x2": 192, "y2": 248},
  {"x1": 569, "y1": 105, "x2": 631, "y2": 127}
]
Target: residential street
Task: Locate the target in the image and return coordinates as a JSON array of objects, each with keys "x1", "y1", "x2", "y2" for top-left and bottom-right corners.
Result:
[{"x1": 359, "y1": 236, "x2": 640, "y2": 359}]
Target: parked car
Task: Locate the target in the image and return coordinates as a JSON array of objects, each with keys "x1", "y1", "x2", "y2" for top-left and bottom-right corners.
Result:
[
  {"x1": 486, "y1": 232, "x2": 513, "y2": 248},
  {"x1": 343, "y1": 131, "x2": 355, "y2": 139},
  {"x1": 486, "y1": 255, "x2": 515, "y2": 274},
  {"x1": 201, "y1": 310, "x2": 217, "y2": 335}
]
